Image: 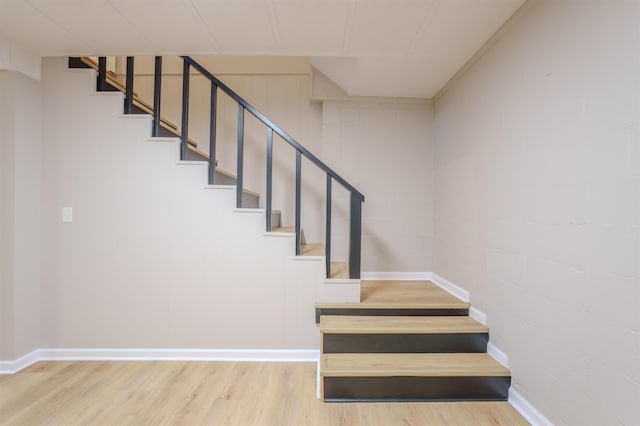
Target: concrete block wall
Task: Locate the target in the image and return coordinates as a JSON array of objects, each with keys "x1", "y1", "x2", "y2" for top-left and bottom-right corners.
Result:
[
  {"x1": 321, "y1": 100, "x2": 434, "y2": 271},
  {"x1": 432, "y1": 1, "x2": 640, "y2": 424}
]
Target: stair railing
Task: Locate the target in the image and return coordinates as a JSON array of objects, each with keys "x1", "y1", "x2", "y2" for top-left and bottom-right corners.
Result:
[{"x1": 94, "y1": 55, "x2": 365, "y2": 279}]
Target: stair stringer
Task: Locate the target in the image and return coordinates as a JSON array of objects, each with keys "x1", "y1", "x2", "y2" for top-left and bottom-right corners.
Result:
[{"x1": 39, "y1": 57, "x2": 358, "y2": 352}]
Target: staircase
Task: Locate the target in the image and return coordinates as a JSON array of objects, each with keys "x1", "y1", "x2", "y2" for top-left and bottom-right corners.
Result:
[
  {"x1": 66, "y1": 56, "x2": 513, "y2": 403},
  {"x1": 69, "y1": 55, "x2": 360, "y2": 279},
  {"x1": 317, "y1": 281, "x2": 511, "y2": 401}
]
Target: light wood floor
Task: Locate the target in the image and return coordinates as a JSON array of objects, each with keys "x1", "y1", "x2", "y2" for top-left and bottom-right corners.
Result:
[{"x1": 0, "y1": 361, "x2": 529, "y2": 425}]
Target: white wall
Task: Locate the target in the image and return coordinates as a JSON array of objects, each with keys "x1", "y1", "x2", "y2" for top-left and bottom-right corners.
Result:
[
  {"x1": 0, "y1": 37, "x2": 41, "y2": 81},
  {"x1": 13, "y1": 70, "x2": 42, "y2": 358},
  {"x1": 0, "y1": 70, "x2": 42, "y2": 360},
  {"x1": 37, "y1": 58, "x2": 352, "y2": 352},
  {"x1": 322, "y1": 100, "x2": 434, "y2": 271},
  {"x1": 0, "y1": 72, "x2": 17, "y2": 360},
  {"x1": 433, "y1": 1, "x2": 640, "y2": 424}
]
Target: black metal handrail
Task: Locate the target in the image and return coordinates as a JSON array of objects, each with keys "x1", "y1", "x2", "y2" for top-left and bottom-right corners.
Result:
[{"x1": 95, "y1": 55, "x2": 364, "y2": 279}]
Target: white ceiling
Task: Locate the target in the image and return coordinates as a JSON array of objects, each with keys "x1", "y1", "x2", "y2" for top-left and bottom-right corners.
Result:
[{"x1": 0, "y1": 0, "x2": 525, "y2": 98}]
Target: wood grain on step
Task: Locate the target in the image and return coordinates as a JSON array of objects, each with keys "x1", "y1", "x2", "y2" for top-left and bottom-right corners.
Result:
[
  {"x1": 317, "y1": 280, "x2": 470, "y2": 309},
  {"x1": 329, "y1": 262, "x2": 349, "y2": 279},
  {"x1": 301, "y1": 243, "x2": 324, "y2": 256},
  {"x1": 321, "y1": 353, "x2": 510, "y2": 377}
]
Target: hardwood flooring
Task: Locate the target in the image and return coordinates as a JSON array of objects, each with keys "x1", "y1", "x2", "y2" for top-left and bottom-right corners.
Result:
[{"x1": 0, "y1": 361, "x2": 529, "y2": 425}]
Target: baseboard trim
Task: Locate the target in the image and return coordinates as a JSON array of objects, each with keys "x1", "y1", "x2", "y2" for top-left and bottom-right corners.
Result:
[
  {"x1": 38, "y1": 348, "x2": 320, "y2": 362},
  {"x1": 2, "y1": 348, "x2": 320, "y2": 374},
  {"x1": 469, "y1": 306, "x2": 487, "y2": 325},
  {"x1": 430, "y1": 273, "x2": 470, "y2": 302},
  {"x1": 431, "y1": 273, "x2": 552, "y2": 425},
  {"x1": 487, "y1": 342, "x2": 509, "y2": 368},
  {"x1": 509, "y1": 389, "x2": 554, "y2": 426},
  {"x1": 0, "y1": 349, "x2": 40, "y2": 374},
  {"x1": 360, "y1": 272, "x2": 432, "y2": 280}
]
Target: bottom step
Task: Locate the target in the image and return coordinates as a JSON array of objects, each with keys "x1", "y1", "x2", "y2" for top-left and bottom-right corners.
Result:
[
  {"x1": 323, "y1": 376, "x2": 510, "y2": 402},
  {"x1": 321, "y1": 353, "x2": 511, "y2": 402}
]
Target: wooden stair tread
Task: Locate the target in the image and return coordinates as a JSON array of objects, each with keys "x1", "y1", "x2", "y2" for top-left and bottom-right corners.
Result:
[
  {"x1": 315, "y1": 301, "x2": 469, "y2": 310},
  {"x1": 301, "y1": 243, "x2": 324, "y2": 256},
  {"x1": 317, "y1": 280, "x2": 468, "y2": 309},
  {"x1": 320, "y1": 316, "x2": 488, "y2": 334},
  {"x1": 321, "y1": 353, "x2": 510, "y2": 377},
  {"x1": 273, "y1": 226, "x2": 294, "y2": 233},
  {"x1": 329, "y1": 262, "x2": 349, "y2": 279}
]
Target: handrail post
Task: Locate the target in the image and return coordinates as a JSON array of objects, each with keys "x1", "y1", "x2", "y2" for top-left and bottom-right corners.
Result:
[
  {"x1": 325, "y1": 175, "x2": 332, "y2": 278},
  {"x1": 209, "y1": 83, "x2": 218, "y2": 184},
  {"x1": 266, "y1": 128, "x2": 273, "y2": 232},
  {"x1": 97, "y1": 57, "x2": 107, "y2": 91},
  {"x1": 348, "y1": 193, "x2": 362, "y2": 279},
  {"x1": 180, "y1": 60, "x2": 190, "y2": 161},
  {"x1": 295, "y1": 150, "x2": 302, "y2": 256},
  {"x1": 236, "y1": 105, "x2": 244, "y2": 208},
  {"x1": 124, "y1": 56, "x2": 134, "y2": 114},
  {"x1": 152, "y1": 56, "x2": 162, "y2": 137}
]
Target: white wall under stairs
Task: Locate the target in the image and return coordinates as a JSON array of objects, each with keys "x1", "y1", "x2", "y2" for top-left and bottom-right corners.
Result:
[{"x1": 36, "y1": 57, "x2": 358, "y2": 352}]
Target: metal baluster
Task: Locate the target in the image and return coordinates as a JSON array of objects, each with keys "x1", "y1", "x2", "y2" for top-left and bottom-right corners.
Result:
[
  {"x1": 295, "y1": 151, "x2": 302, "y2": 256},
  {"x1": 152, "y1": 56, "x2": 162, "y2": 137},
  {"x1": 97, "y1": 57, "x2": 107, "y2": 91},
  {"x1": 266, "y1": 128, "x2": 273, "y2": 232},
  {"x1": 209, "y1": 83, "x2": 218, "y2": 184},
  {"x1": 236, "y1": 105, "x2": 244, "y2": 208},
  {"x1": 124, "y1": 56, "x2": 134, "y2": 114},
  {"x1": 325, "y1": 175, "x2": 332, "y2": 278},
  {"x1": 349, "y1": 193, "x2": 363, "y2": 279},
  {"x1": 180, "y1": 60, "x2": 190, "y2": 161}
]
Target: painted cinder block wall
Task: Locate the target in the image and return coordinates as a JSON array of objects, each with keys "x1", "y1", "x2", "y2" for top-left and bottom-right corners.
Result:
[
  {"x1": 37, "y1": 58, "x2": 342, "y2": 351},
  {"x1": 321, "y1": 100, "x2": 434, "y2": 272},
  {"x1": 432, "y1": 0, "x2": 640, "y2": 424},
  {"x1": 2, "y1": 2, "x2": 638, "y2": 424},
  {"x1": 0, "y1": 71, "x2": 42, "y2": 361},
  {"x1": 1, "y1": 57, "x2": 435, "y2": 362}
]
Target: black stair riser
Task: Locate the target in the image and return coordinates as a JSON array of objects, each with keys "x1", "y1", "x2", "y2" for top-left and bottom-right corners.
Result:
[
  {"x1": 96, "y1": 80, "x2": 120, "y2": 92},
  {"x1": 323, "y1": 376, "x2": 510, "y2": 402},
  {"x1": 322, "y1": 333, "x2": 488, "y2": 354},
  {"x1": 68, "y1": 57, "x2": 91, "y2": 69},
  {"x1": 315, "y1": 308, "x2": 469, "y2": 323}
]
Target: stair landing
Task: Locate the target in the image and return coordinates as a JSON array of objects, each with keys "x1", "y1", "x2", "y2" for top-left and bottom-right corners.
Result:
[
  {"x1": 315, "y1": 280, "x2": 470, "y2": 322},
  {"x1": 360, "y1": 280, "x2": 469, "y2": 307}
]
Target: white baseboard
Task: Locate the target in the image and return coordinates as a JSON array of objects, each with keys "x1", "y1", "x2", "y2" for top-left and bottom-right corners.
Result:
[
  {"x1": 469, "y1": 306, "x2": 487, "y2": 325},
  {"x1": 360, "y1": 272, "x2": 432, "y2": 280},
  {"x1": 316, "y1": 357, "x2": 321, "y2": 399},
  {"x1": 38, "y1": 348, "x2": 320, "y2": 362},
  {"x1": 1, "y1": 348, "x2": 320, "y2": 374},
  {"x1": 509, "y1": 389, "x2": 554, "y2": 426},
  {"x1": 0, "y1": 349, "x2": 40, "y2": 374},
  {"x1": 430, "y1": 273, "x2": 552, "y2": 425},
  {"x1": 430, "y1": 273, "x2": 470, "y2": 302},
  {"x1": 487, "y1": 342, "x2": 509, "y2": 368}
]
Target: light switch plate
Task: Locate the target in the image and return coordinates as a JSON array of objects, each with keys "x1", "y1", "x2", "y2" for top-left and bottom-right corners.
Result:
[{"x1": 62, "y1": 207, "x2": 72, "y2": 223}]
